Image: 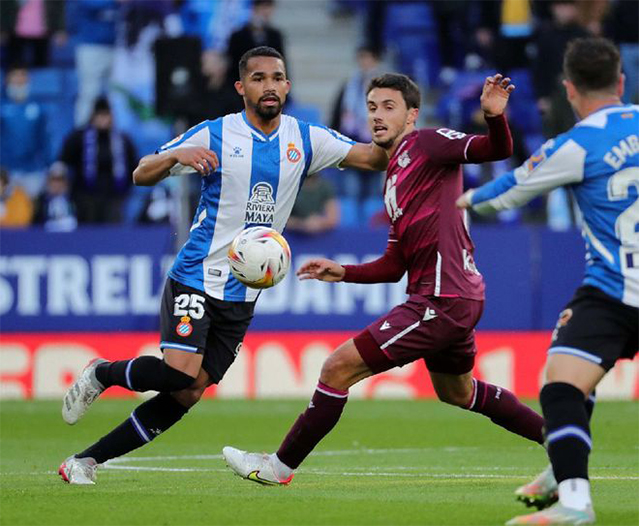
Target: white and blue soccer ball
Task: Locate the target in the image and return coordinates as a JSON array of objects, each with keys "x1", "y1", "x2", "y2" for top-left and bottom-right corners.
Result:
[{"x1": 227, "y1": 226, "x2": 291, "y2": 289}]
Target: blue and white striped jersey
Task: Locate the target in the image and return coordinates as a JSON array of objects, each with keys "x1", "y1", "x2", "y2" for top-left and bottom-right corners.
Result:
[
  {"x1": 471, "y1": 104, "x2": 639, "y2": 307},
  {"x1": 158, "y1": 111, "x2": 355, "y2": 302}
]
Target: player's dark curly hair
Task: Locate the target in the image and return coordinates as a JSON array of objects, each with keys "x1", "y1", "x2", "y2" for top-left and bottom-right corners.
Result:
[
  {"x1": 238, "y1": 46, "x2": 285, "y2": 79},
  {"x1": 563, "y1": 37, "x2": 621, "y2": 93},
  {"x1": 367, "y1": 73, "x2": 421, "y2": 109}
]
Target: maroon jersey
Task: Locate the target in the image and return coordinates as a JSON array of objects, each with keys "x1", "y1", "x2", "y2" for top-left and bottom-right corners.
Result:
[{"x1": 381, "y1": 127, "x2": 484, "y2": 300}]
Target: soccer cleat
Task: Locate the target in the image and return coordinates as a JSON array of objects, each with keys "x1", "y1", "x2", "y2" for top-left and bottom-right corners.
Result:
[
  {"x1": 58, "y1": 456, "x2": 98, "y2": 485},
  {"x1": 515, "y1": 465, "x2": 559, "y2": 510},
  {"x1": 505, "y1": 503, "x2": 595, "y2": 525},
  {"x1": 62, "y1": 358, "x2": 107, "y2": 425},
  {"x1": 222, "y1": 446, "x2": 294, "y2": 486}
]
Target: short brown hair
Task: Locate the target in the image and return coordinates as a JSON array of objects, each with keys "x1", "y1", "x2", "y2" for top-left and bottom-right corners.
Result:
[
  {"x1": 367, "y1": 73, "x2": 421, "y2": 109},
  {"x1": 563, "y1": 37, "x2": 621, "y2": 93}
]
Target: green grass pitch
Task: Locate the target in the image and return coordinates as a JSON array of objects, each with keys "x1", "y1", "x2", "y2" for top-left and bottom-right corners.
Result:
[{"x1": 1, "y1": 399, "x2": 637, "y2": 525}]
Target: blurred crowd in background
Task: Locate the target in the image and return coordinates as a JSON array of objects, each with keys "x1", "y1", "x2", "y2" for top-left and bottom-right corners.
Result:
[{"x1": 0, "y1": 0, "x2": 637, "y2": 234}]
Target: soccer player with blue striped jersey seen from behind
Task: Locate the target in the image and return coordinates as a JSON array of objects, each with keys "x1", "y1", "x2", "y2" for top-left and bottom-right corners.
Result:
[
  {"x1": 457, "y1": 37, "x2": 639, "y2": 525},
  {"x1": 58, "y1": 46, "x2": 388, "y2": 485}
]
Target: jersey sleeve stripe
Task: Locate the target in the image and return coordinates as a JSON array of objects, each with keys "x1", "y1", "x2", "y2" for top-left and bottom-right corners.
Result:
[
  {"x1": 157, "y1": 120, "x2": 212, "y2": 153},
  {"x1": 310, "y1": 124, "x2": 356, "y2": 145},
  {"x1": 298, "y1": 120, "x2": 314, "y2": 190},
  {"x1": 463, "y1": 135, "x2": 476, "y2": 161}
]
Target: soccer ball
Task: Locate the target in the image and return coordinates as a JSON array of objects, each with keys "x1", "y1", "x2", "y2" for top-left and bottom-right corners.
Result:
[{"x1": 227, "y1": 226, "x2": 291, "y2": 289}]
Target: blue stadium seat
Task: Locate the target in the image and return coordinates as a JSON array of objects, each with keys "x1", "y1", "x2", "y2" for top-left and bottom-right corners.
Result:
[
  {"x1": 383, "y1": 3, "x2": 441, "y2": 88},
  {"x1": 29, "y1": 69, "x2": 66, "y2": 100},
  {"x1": 362, "y1": 197, "x2": 384, "y2": 225},
  {"x1": 285, "y1": 102, "x2": 321, "y2": 125},
  {"x1": 339, "y1": 197, "x2": 359, "y2": 227},
  {"x1": 29, "y1": 67, "x2": 77, "y2": 102},
  {"x1": 42, "y1": 100, "x2": 75, "y2": 159}
]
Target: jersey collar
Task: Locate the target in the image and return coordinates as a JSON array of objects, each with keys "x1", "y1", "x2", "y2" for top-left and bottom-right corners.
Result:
[{"x1": 241, "y1": 111, "x2": 281, "y2": 142}]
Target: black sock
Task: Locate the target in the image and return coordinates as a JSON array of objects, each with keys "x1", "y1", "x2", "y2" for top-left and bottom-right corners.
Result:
[
  {"x1": 95, "y1": 356, "x2": 195, "y2": 392},
  {"x1": 585, "y1": 390, "x2": 596, "y2": 421},
  {"x1": 77, "y1": 393, "x2": 189, "y2": 464},
  {"x1": 540, "y1": 382, "x2": 591, "y2": 482}
]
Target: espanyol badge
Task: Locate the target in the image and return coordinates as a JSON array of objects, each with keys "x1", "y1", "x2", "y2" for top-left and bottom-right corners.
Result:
[
  {"x1": 176, "y1": 316, "x2": 193, "y2": 337},
  {"x1": 286, "y1": 142, "x2": 301, "y2": 163}
]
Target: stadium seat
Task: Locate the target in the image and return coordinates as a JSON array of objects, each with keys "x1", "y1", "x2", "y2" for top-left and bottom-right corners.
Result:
[
  {"x1": 362, "y1": 197, "x2": 384, "y2": 225},
  {"x1": 29, "y1": 69, "x2": 66, "y2": 100},
  {"x1": 285, "y1": 102, "x2": 322, "y2": 125},
  {"x1": 338, "y1": 197, "x2": 359, "y2": 227}
]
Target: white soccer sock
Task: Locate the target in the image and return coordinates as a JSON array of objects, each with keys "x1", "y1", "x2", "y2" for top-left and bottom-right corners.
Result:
[
  {"x1": 271, "y1": 453, "x2": 294, "y2": 480},
  {"x1": 558, "y1": 478, "x2": 592, "y2": 510}
]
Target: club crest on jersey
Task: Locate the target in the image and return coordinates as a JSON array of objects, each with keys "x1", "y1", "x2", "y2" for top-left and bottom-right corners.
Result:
[
  {"x1": 526, "y1": 139, "x2": 555, "y2": 173},
  {"x1": 245, "y1": 182, "x2": 275, "y2": 224},
  {"x1": 397, "y1": 150, "x2": 411, "y2": 168},
  {"x1": 286, "y1": 143, "x2": 301, "y2": 163},
  {"x1": 162, "y1": 133, "x2": 184, "y2": 149},
  {"x1": 176, "y1": 316, "x2": 193, "y2": 337}
]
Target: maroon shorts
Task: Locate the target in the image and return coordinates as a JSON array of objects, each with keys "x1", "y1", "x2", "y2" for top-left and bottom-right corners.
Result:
[{"x1": 353, "y1": 295, "x2": 484, "y2": 375}]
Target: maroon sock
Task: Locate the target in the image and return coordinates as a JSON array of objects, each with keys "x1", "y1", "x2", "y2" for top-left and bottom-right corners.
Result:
[
  {"x1": 276, "y1": 382, "x2": 348, "y2": 469},
  {"x1": 466, "y1": 379, "x2": 544, "y2": 444}
]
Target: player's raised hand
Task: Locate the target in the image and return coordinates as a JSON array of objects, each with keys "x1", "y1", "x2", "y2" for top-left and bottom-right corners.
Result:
[
  {"x1": 174, "y1": 147, "x2": 219, "y2": 175},
  {"x1": 480, "y1": 73, "x2": 515, "y2": 117},
  {"x1": 297, "y1": 258, "x2": 346, "y2": 282}
]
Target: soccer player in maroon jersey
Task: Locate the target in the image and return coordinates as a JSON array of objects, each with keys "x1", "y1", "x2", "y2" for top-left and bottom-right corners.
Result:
[{"x1": 223, "y1": 72, "x2": 545, "y2": 486}]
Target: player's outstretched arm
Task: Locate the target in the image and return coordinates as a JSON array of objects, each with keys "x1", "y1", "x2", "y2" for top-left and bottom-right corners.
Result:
[
  {"x1": 297, "y1": 258, "x2": 346, "y2": 282},
  {"x1": 132, "y1": 147, "x2": 220, "y2": 186},
  {"x1": 341, "y1": 142, "x2": 389, "y2": 172}
]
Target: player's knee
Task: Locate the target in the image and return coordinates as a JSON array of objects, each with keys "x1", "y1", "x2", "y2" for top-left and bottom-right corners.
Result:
[
  {"x1": 436, "y1": 388, "x2": 471, "y2": 408},
  {"x1": 319, "y1": 354, "x2": 350, "y2": 390},
  {"x1": 171, "y1": 385, "x2": 206, "y2": 408},
  {"x1": 161, "y1": 362, "x2": 197, "y2": 391}
]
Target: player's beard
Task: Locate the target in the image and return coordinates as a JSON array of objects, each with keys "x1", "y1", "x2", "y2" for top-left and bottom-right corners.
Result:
[
  {"x1": 373, "y1": 137, "x2": 395, "y2": 150},
  {"x1": 252, "y1": 96, "x2": 283, "y2": 121},
  {"x1": 372, "y1": 123, "x2": 406, "y2": 150}
]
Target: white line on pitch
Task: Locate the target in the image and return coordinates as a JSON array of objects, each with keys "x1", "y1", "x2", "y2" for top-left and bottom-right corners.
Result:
[
  {"x1": 105, "y1": 447, "x2": 479, "y2": 464},
  {"x1": 99, "y1": 465, "x2": 639, "y2": 481}
]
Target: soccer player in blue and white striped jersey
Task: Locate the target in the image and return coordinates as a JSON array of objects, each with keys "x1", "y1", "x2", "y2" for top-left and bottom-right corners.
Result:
[
  {"x1": 458, "y1": 38, "x2": 638, "y2": 525},
  {"x1": 58, "y1": 46, "x2": 388, "y2": 485}
]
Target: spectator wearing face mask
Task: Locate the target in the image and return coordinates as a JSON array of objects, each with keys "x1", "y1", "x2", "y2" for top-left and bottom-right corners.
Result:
[
  {"x1": 58, "y1": 97, "x2": 138, "y2": 224},
  {"x1": 0, "y1": 64, "x2": 50, "y2": 196}
]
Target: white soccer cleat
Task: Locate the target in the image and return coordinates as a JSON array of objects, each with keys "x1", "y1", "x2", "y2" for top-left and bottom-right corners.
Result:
[
  {"x1": 222, "y1": 446, "x2": 293, "y2": 486},
  {"x1": 62, "y1": 358, "x2": 107, "y2": 425},
  {"x1": 515, "y1": 465, "x2": 559, "y2": 510},
  {"x1": 58, "y1": 456, "x2": 98, "y2": 485},
  {"x1": 505, "y1": 503, "x2": 595, "y2": 525}
]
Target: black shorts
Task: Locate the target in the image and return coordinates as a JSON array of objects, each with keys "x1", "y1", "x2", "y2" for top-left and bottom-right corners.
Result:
[
  {"x1": 549, "y1": 285, "x2": 638, "y2": 371},
  {"x1": 159, "y1": 277, "x2": 255, "y2": 383}
]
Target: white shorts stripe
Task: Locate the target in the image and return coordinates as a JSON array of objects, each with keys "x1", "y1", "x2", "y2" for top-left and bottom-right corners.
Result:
[
  {"x1": 380, "y1": 321, "x2": 421, "y2": 350},
  {"x1": 548, "y1": 346, "x2": 602, "y2": 365},
  {"x1": 547, "y1": 425, "x2": 592, "y2": 450},
  {"x1": 160, "y1": 341, "x2": 199, "y2": 353}
]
